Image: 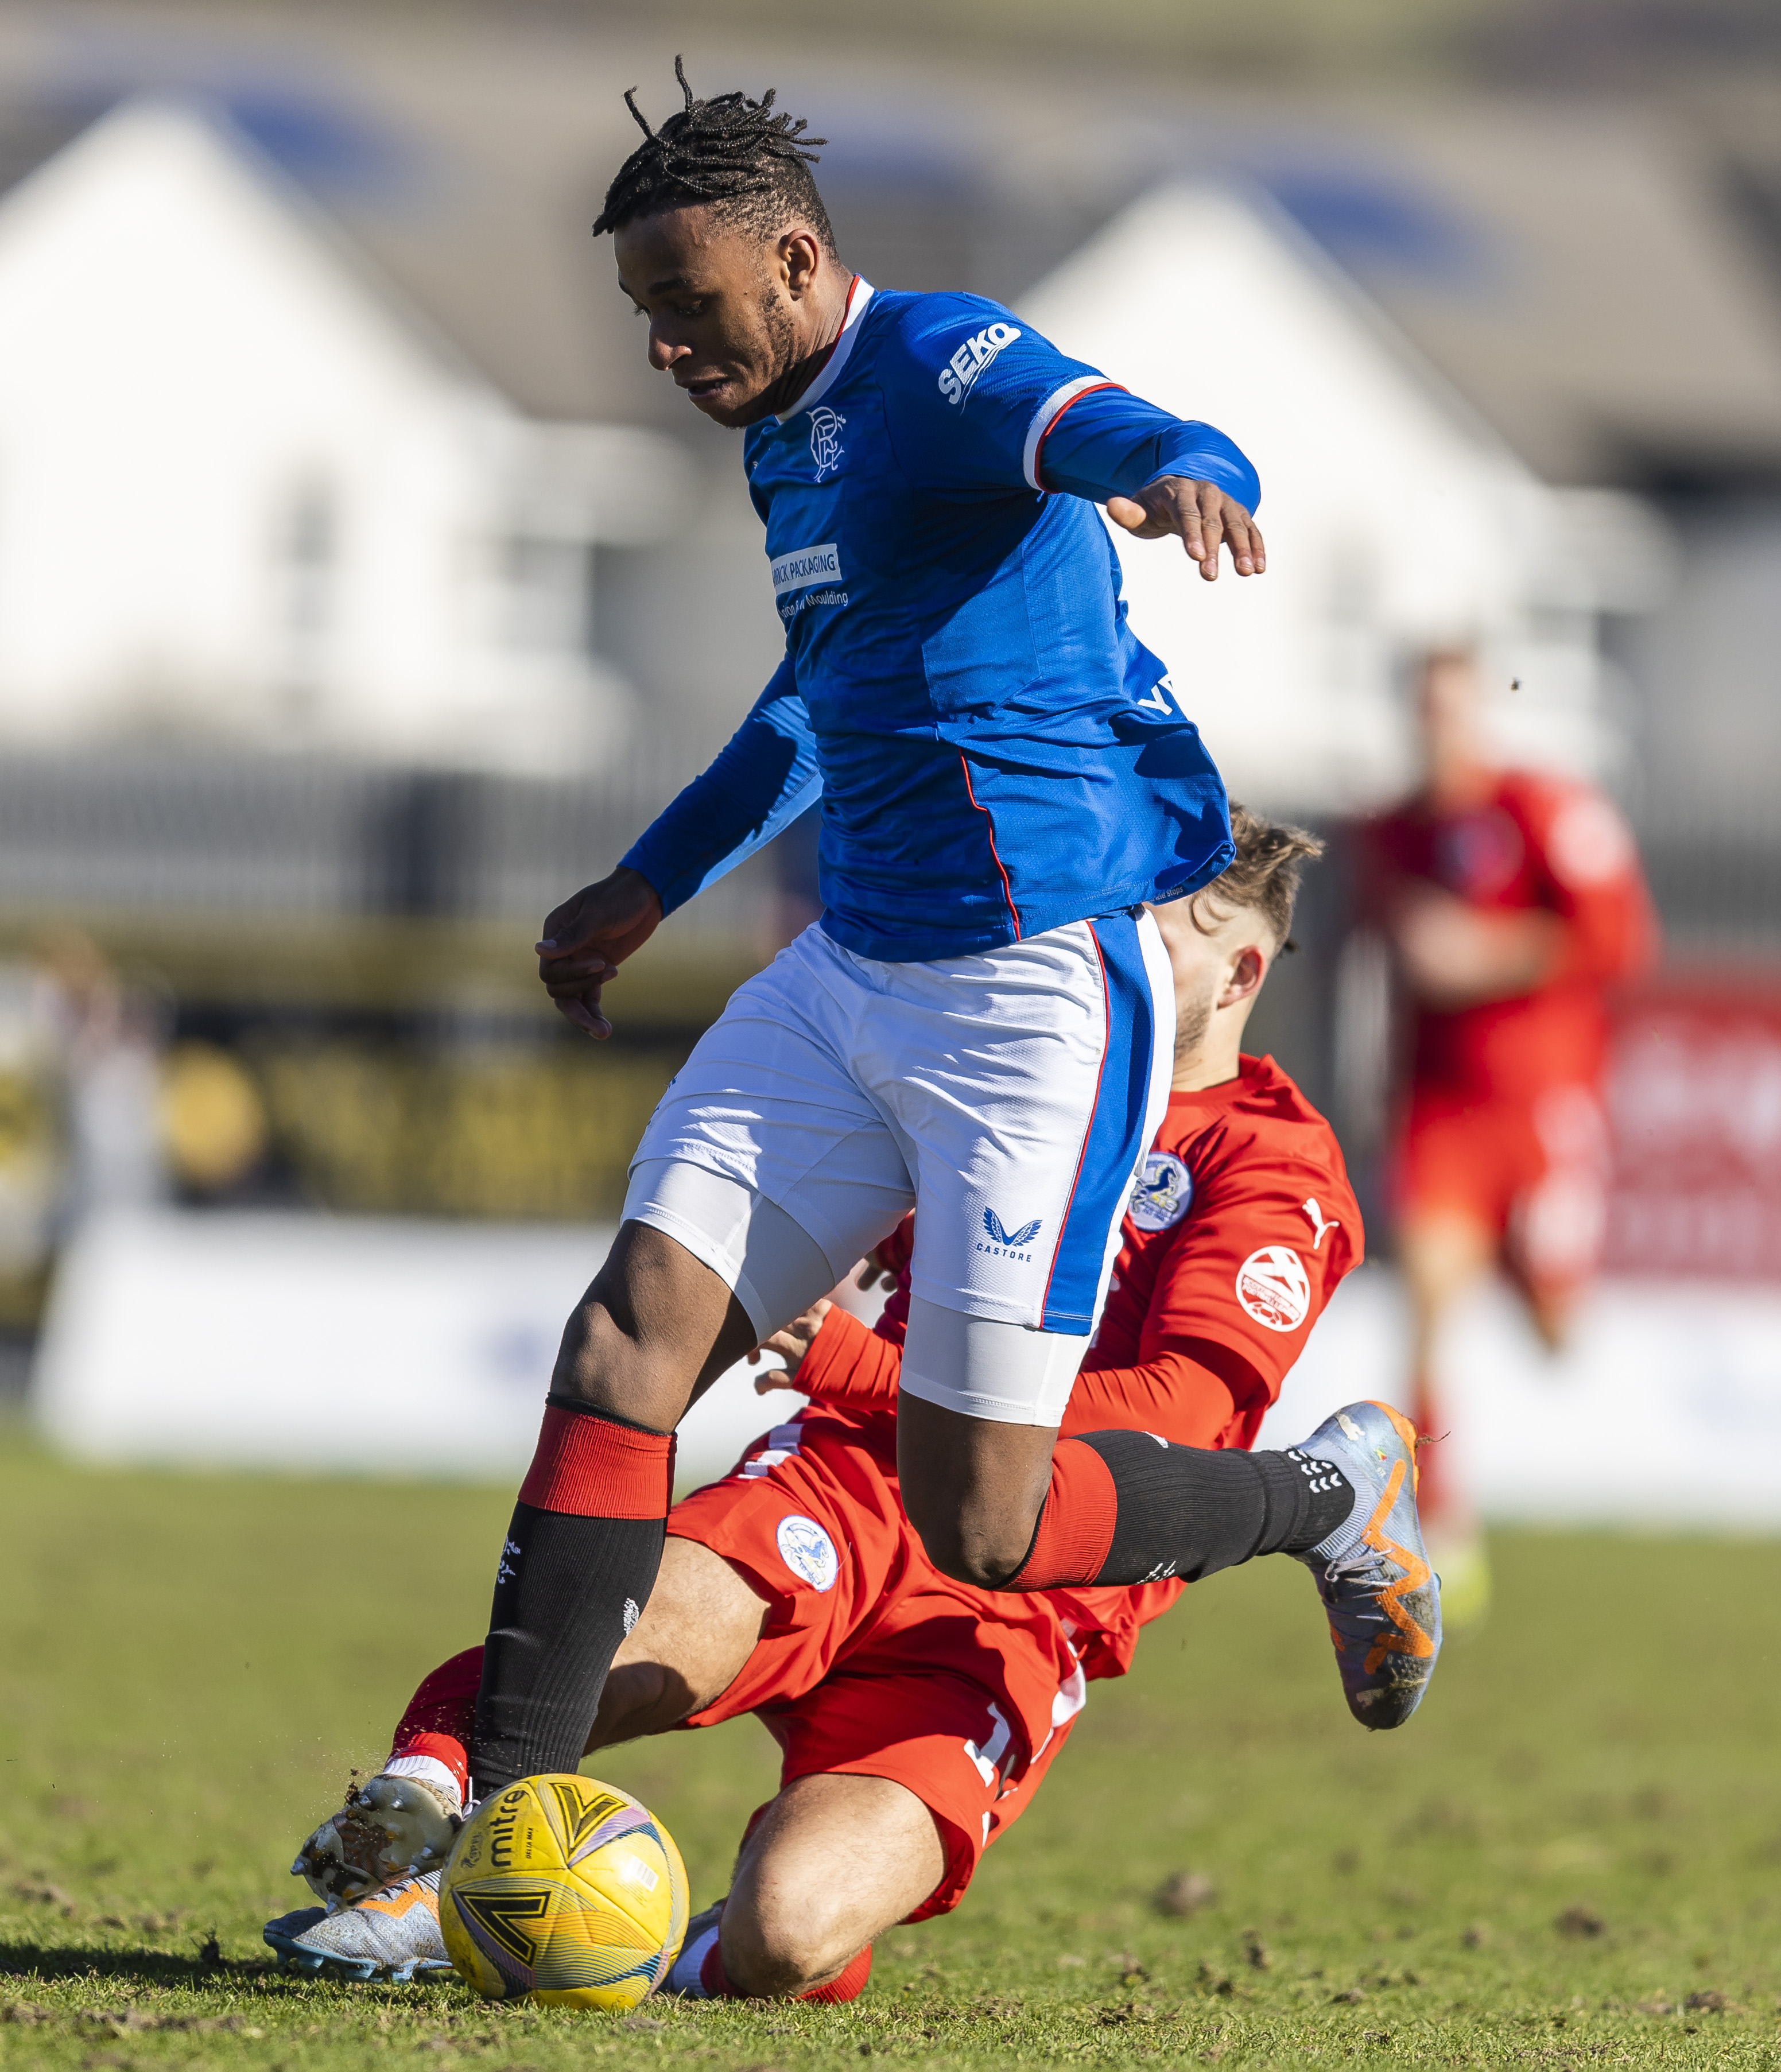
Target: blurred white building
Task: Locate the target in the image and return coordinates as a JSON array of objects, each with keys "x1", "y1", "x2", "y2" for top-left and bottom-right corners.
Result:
[
  {"x1": 0, "y1": 98, "x2": 690, "y2": 772},
  {"x1": 0, "y1": 108, "x2": 1652, "y2": 809},
  {"x1": 1021, "y1": 184, "x2": 1660, "y2": 812},
  {"x1": 0, "y1": 18, "x2": 1770, "y2": 945}
]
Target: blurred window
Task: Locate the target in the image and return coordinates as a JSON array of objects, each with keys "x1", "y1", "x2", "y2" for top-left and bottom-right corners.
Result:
[
  {"x1": 273, "y1": 476, "x2": 342, "y2": 702},
  {"x1": 500, "y1": 535, "x2": 594, "y2": 655}
]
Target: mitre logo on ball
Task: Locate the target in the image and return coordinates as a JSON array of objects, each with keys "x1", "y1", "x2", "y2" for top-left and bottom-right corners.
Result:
[{"x1": 440, "y1": 1775, "x2": 688, "y2": 2011}]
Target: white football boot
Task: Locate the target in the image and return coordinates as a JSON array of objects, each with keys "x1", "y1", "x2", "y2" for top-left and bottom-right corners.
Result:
[
  {"x1": 290, "y1": 1755, "x2": 463, "y2": 1909},
  {"x1": 265, "y1": 1870, "x2": 452, "y2": 1982}
]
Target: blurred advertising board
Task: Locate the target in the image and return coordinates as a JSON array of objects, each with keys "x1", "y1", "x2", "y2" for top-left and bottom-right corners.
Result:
[
  {"x1": 1606, "y1": 973, "x2": 1781, "y2": 1282},
  {"x1": 36, "y1": 1201, "x2": 1781, "y2": 1527},
  {"x1": 33, "y1": 1209, "x2": 805, "y2": 1492},
  {"x1": 1263, "y1": 1263, "x2": 1781, "y2": 1531}
]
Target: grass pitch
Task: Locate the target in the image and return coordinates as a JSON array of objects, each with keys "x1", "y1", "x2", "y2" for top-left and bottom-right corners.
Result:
[{"x1": 3, "y1": 1427, "x2": 1781, "y2": 2069}]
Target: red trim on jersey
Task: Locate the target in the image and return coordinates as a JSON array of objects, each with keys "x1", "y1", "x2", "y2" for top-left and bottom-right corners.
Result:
[
  {"x1": 1041, "y1": 921, "x2": 1111, "y2": 1319},
  {"x1": 519, "y1": 1406, "x2": 674, "y2": 1518},
  {"x1": 802, "y1": 274, "x2": 864, "y2": 389},
  {"x1": 1032, "y1": 380, "x2": 1123, "y2": 491},
  {"x1": 958, "y1": 753, "x2": 1021, "y2": 938}
]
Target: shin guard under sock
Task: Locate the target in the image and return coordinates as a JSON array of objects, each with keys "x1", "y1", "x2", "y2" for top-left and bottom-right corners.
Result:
[
  {"x1": 1009, "y1": 1432, "x2": 1352, "y2": 1590},
  {"x1": 472, "y1": 1396, "x2": 674, "y2": 1796}
]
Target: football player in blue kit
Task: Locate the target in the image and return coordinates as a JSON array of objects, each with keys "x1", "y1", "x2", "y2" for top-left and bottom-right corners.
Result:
[{"x1": 468, "y1": 64, "x2": 1439, "y2": 1806}]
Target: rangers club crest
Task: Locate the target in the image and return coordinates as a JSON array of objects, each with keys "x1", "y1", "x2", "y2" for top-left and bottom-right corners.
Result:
[
  {"x1": 809, "y1": 406, "x2": 846, "y2": 481},
  {"x1": 1129, "y1": 1152, "x2": 1193, "y2": 1232},
  {"x1": 1235, "y1": 1245, "x2": 1311, "y2": 1332}
]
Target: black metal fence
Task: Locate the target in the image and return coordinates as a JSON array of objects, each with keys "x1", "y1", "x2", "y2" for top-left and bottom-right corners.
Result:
[{"x1": 0, "y1": 744, "x2": 770, "y2": 941}]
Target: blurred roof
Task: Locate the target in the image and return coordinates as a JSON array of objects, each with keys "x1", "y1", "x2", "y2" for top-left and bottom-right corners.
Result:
[
  {"x1": 1352, "y1": 94, "x2": 1781, "y2": 486},
  {"x1": 1, "y1": 2, "x2": 1779, "y2": 486}
]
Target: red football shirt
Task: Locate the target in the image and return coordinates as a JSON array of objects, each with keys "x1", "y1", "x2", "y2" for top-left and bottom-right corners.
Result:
[
  {"x1": 794, "y1": 1052, "x2": 1363, "y2": 1678},
  {"x1": 1363, "y1": 769, "x2": 1655, "y2": 1100}
]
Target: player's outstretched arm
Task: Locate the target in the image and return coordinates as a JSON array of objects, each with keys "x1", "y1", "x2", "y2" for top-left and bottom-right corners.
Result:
[
  {"x1": 1105, "y1": 476, "x2": 1265, "y2": 583},
  {"x1": 886, "y1": 302, "x2": 1264, "y2": 581},
  {"x1": 538, "y1": 660, "x2": 821, "y2": 1036}
]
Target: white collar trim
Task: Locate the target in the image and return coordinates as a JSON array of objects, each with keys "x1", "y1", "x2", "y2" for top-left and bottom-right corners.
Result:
[{"x1": 778, "y1": 276, "x2": 875, "y2": 422}]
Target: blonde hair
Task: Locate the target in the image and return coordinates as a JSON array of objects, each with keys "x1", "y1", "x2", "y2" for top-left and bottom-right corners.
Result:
[{"x1": 1185, "y1": 802, "x2": 1324, "y2": 951}]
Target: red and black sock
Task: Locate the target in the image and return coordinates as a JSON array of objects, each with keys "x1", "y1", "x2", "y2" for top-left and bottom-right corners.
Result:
[
  {"x1": 471, "y1": 1396, "x2": 674, "y2": 1798},
  {"x1": 393, "y1": 1647, "x2": 482, "y2": 1752},
  {"x1": 381, "y1": 1647, "x2": 483, "y2": 1807},
  {"x1": 1009, "y1": 1431, "x2": 1352, "y2": 1591}
]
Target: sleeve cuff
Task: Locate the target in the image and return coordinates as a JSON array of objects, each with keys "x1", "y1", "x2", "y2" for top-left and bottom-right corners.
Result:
[
  {"x1": 1022, "y1": 377, "x2": 1125, "y2": 491},
  {"x1": 796, "y1": 1306, "x2": 903, "y2": 1411},
  {"x1": 617, "y1": 838, "x2": 687, "y2": 918}
]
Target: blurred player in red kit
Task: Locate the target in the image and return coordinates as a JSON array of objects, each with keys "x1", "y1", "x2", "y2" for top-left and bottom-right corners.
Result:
[
  {"x1": 270, "y1": 810, "x2": 1436, "y2": 1997},
  {"x1": 1363, "y1": 650, "x2": 1656, "y2": 1623}
]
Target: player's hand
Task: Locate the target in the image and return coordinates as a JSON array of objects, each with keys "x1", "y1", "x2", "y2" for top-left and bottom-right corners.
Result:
[
  {"x1": 747, "y1": 1298, "x2": 833, "y2": 1389},
  {"x1": 1104, "y1": 477, "x2": 1265, "y2": 583},
  {"x1": 536, "y1": 866, "x2": 664, "y2": 1039},
  {"x1": 855, "y1": 1241, "x2": 901, "y2": 1293}
]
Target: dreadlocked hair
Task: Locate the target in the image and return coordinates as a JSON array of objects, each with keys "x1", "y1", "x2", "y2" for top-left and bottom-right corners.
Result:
[
  {"x1": 1188, "y1": 802, "x2": 1325, "y2": 953},
  {"x1": 593, "y1": 56, "x2": 837, "y2": 257}
]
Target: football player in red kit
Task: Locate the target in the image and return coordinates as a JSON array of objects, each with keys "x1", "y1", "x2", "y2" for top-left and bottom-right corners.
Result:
[
  {"x1": 269, "y1": 809, "x2": 1427, "y2": 1998},
  {"x1": 1363, "y1": 650, "x2": 1656, "y2": 1623}
]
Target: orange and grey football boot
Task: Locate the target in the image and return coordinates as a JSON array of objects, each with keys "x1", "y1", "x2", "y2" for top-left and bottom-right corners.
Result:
[
  {"x1": 264, "y1": 1870, "x2": 452, "y2": 1982},
  {"x1": 1289, "y1": 1400, "x2": 1442, "y2": 1729}
]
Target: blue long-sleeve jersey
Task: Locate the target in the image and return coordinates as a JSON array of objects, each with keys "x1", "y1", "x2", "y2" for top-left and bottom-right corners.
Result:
[{"x1": 623, "y1": 280, "x2": 1258, "y2": 963}]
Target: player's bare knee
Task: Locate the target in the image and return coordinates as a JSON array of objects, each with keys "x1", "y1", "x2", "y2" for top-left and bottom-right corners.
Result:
[
  {"x1": 922, "y1": 1537, "x2": 1024, "y2": 1590},
  {"x1": 548, "y1": 1279, "x2": 701, "y2": 1429},
  {"x1": 906, "y1": 1503, "x2": 1029, "y2": 1590},
  {"x1": 548, "y1": 1298, "x2": 631, "y2": 1410},
  {"x1": 720, "y1": 1899, "x2": 843, "y2": 1998},
  {"x1": 897, "y1": 1394, "x2": 1055, "y2": 1588},
  {"x1": 550, "y1": 1224, "x2": 754, "y2": 1425}
]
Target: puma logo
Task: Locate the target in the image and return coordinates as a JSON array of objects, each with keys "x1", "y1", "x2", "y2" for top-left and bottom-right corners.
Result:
[{"x1": 1302, "y1": 1197, "x2": 1340, "y2": 1251}]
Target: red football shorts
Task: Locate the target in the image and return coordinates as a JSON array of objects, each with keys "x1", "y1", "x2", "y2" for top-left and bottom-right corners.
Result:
[
  {"x1": 1396, "y1": 1081, "x2": 1611, "y2": 1294},
  {"x1": 668, "y1": 1407, "x2": 1089, "y2": 1920}
]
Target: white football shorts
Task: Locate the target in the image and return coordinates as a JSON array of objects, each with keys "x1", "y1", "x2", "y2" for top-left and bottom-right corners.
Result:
[{"x1": 622, "y1": 911, "x2": 1174, "y2": 1425}]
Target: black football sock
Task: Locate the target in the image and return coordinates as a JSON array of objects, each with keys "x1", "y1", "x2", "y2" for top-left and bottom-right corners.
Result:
[
  {"x1": 471, "y1": 1398, "x2": 674, "y2": 1798},
  {"x1": 1009, "y1": 1431, "x2": 1353, "y2": 1590}
]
